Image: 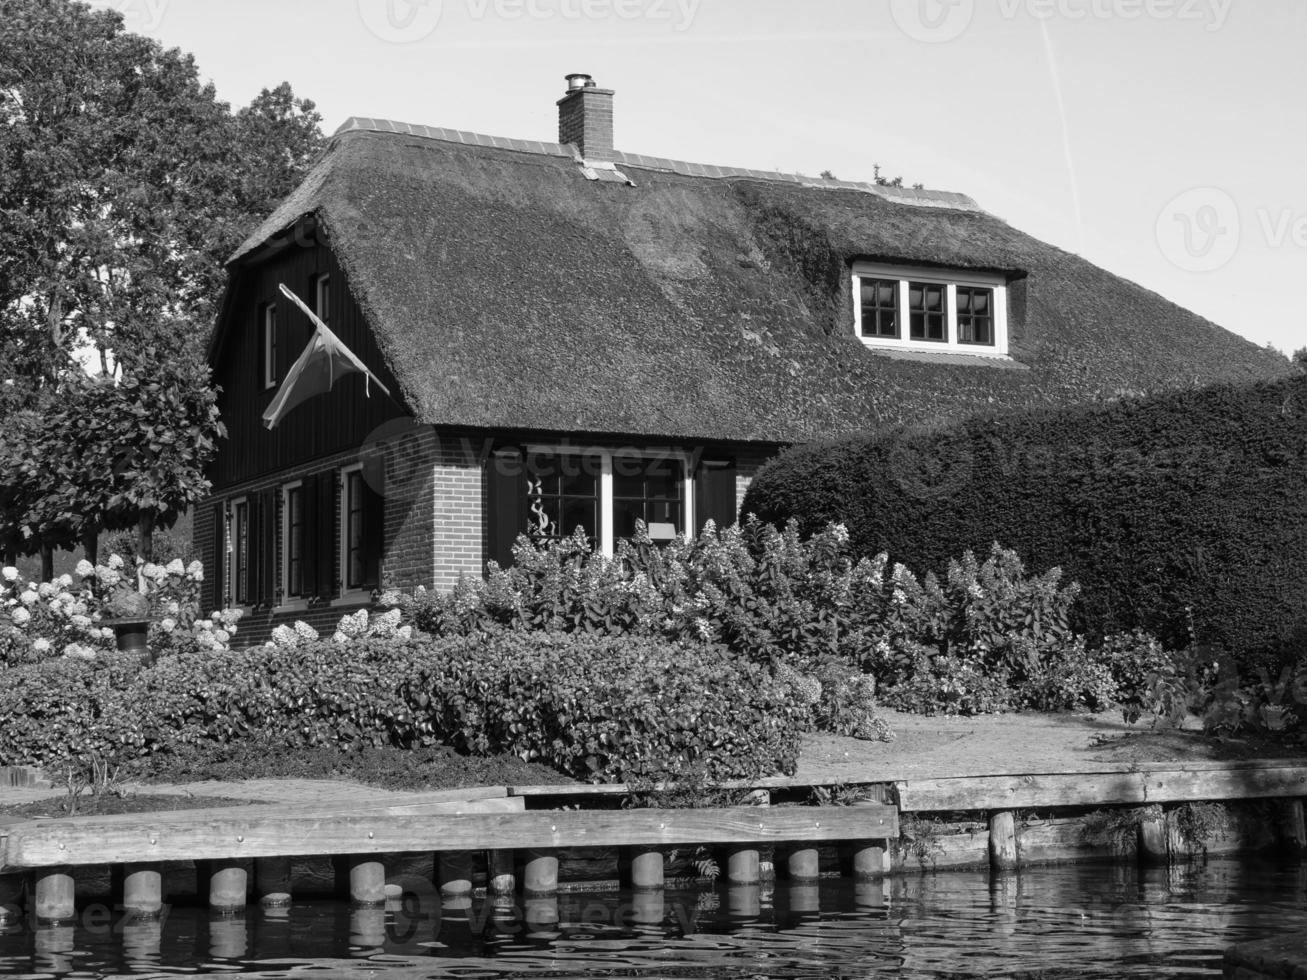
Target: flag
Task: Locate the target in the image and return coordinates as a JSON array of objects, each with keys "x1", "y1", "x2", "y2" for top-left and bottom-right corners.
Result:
[{"x1": 262, "y1": 283, "x2": 392, "y2": 430}]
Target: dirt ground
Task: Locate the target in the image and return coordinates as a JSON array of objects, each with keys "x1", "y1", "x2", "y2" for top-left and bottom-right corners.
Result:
[{"x1": 2, "y1": 710, "x2": 1303, "y2": 816}]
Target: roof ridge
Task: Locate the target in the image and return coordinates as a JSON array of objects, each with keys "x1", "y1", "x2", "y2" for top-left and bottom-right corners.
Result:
[{"x1": 333, "y1": 116, "x2": 984, "y2": 213}]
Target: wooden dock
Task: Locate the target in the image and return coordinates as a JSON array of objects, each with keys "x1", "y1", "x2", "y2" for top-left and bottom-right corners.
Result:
[{"x1": 2, "y1": 759, "x2": 1305, "y2": 925}]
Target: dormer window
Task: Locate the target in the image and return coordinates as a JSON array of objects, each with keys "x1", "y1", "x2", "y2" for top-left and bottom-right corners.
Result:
[{"x1": 852, "y1": 263, "x2": 1009, "y2": 356}]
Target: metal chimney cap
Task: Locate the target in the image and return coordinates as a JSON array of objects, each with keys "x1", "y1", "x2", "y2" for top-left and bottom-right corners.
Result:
[{"x1": 565, "y1": 73, "x2": 595, "y2": 91}]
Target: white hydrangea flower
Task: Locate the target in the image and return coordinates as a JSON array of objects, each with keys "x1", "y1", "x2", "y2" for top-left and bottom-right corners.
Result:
[
  {"x1": 97, "y1": 568, "x2": 121, "y2": 588},
  {"x1": 37, "y1": 582, "x2": 56, "y2": 599},
  {"x1": 332, "y1": 630, "x2": 349, "y2": 644},
  {"x1": 213, "y1": 629, "x2": 231, "y2": 645},
  {"x1": 1, "y1": 567, "x2": 18, "y2": 583},
  {"x1": 294, "y1": 620, "x2": 319, "y2": 642},
  {"x1": 165, "y1": 559, "x2": 186, "y2": 576},
  {"x1": 337, "y1": 609, "x2": 369, "y2": 638},
  {"x1": 159, "y1": 618, "x2": 177, "y2": 633},
  {"x1": 187, "y1": 560, "x2": 204, "y2": 581},
  {"x1": 270, "y1": 624, "x2": 299, "y2": 648},
  {"x1": 56, "y1": 574, "x2": 73, "y2": 589},
  {"x1": 70, "y1": 614, "x2": 92, "y2": 629},
  {"x1": 831, "y1": 523, "x2": 850, "y2": 544},
  {"x1": 10, "y1": 607, "x2": 30, "y2": 626},
  {"x1": 75, "y1": 560, "x2": 95, "y2": 579},
  {"x1": 20, "y1": 590, "x2": 38, "y2": 606},
  {"x1": 107, "y1": 555, "x2": 125, "y2": 570},
  {"x1": 32, "y1": 638, "x2": 51, "y2": 654},
  {"x1": 396, "y1": 625, "x2": 412, "y2": 640},
  {"x1": 63, "y1": 643, "x2": 95, "y2": 660},
  {"x1": 164, "y1": 601, "x2": 180, "y2": 616}
]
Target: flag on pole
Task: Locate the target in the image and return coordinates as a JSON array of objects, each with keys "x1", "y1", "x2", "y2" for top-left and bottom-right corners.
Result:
[{"x1": 262, "y1": 283, "x2": 393, "y2": 430}]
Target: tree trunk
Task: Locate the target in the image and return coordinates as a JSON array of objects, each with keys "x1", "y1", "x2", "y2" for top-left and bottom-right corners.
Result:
[
  {"x1": 40, "y1": 545, "x2": 54, "y2": 582},
  {"x1": 82, "y1": 526, "x2": 99, "y2": 567},
  {"x1": 136, "y1": 513, "x2": 154, "y2": 564}
]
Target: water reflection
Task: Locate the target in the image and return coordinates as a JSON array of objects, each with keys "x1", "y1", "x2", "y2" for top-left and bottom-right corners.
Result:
[{"x1": 0, "y1": 858, "x2": 1302, "y2": 978}]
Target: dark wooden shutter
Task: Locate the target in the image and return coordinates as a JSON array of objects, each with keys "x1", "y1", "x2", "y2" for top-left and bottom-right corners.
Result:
[
  {"x1": 316, "y1": 472, "x2": 337, "y2": 599},
  {"x1": 211, "y1": 503, "x2": 225, "y2": 611},
  {"x1": 245, "y1": 493, "x2": 261, "y2": 605},
  {"x1": 486, "y1": 448, "x2": 526, "y2": 572},
  {"x1": 259, "y1": 487, "x2": 279, "y2": 607},
  {"x1": 300, "y1": 473, "x2": 318, "y2": 600},
  {"x1": 694, "y1": 458, "x2": 738, "y2": 535}
]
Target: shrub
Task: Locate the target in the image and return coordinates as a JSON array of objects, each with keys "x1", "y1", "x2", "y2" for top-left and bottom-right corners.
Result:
[{"x1": 743, "y1": 374, "x2": 1307, "y2": 666}]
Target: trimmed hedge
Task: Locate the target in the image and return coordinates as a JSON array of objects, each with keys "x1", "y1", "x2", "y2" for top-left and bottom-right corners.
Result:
[
  {"x1": 0, "y1": 634, "x2": 806, "y2": 782},
  {"x1": 743, "y1": 375, "x2": 1307, "y2": 663}
]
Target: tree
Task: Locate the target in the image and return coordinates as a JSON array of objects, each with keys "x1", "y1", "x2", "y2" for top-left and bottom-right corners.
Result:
[
  {"x1": 1293, "y1": 347, "x2": 1307, "y2": 372},
  {"x1": 0, "y1": 0, "x2": 324, "y2": 566}
]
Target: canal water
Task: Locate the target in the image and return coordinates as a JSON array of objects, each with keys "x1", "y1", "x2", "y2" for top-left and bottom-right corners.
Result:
[{"x1": 2, "y1": 857, "x2": 1304, "y2": 978}]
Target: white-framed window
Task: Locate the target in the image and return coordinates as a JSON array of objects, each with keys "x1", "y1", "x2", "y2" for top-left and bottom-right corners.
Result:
[
  {"x1": 229, "y1": 496, "x2": 251, "y2": 607},
  {"x1": 281, "y1": 481, "x2": 305, "y2": 605},
  {"x1": 851, "y1": 262, "x2": 1009, "y2": 356},
  {"x1": 262, "y1": 303, "x2": 278, "y2": 390},
  {"x1": 340, "y1": 463, "x2": 383, "y2": 596},
  {"x1": 523, "y1": 447, "x2": 694, "y2": 558},
  {"x1": 314, "y1": 274, "x2": 331, "y2": 326}
]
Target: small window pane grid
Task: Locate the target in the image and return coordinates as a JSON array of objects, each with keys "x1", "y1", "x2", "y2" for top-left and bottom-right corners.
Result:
[
  {"x1": 909, "y1": 282, "x2": 947, "y2": 343},
  {"x1": 858, "y1": 278, "x2": 899, "y2": 339},
  {"x1": 346, "y1": 470, "x2": 366, "y2": 590},
  {"x1": 285, "y1": 486, "x2": 303, "y2": 598},
  {"x1": 526, "y1": 453, "x2": 601, "y2": 544},
  {"x1": 263, "y1": 305, "x2": 277, "y2": 389},
  {"x1": 612, "y1": 455, "x2": 684, "y2": 541},
  {"x1": 233, "y1": 501, "x2": 250, "y2": 606},
  {"x1": 956, "y1": 286, "x2": 994, "y2": 345}
]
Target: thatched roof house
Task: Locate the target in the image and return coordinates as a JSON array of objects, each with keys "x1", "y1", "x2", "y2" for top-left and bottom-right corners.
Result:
[{"x1": 202, "y1": 74, "x2": 1291, "y2": 642}]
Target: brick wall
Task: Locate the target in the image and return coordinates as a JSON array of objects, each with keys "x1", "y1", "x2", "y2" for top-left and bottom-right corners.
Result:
[
  {"x1": 432, "y1": 436, "x2": 486, "y2": 591},
  {"x1": 734, "y1": 448, "x2": 778, "y2": 520}
]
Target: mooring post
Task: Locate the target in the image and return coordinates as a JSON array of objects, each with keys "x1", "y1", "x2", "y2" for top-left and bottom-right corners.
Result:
[
  {"x1": 255, "y1": 857, "x2": 292, "y2": 908},
  {"x1": 122, "y1": 864, "x2": 164, "y2": 919},
  {"x1": 121, "y1": 916, "x2": 163, "y2": 966},
  {"x1": 851, "y1": 843, "x2": 888, "y2": 879},
  {"x1": 348, "y1": 858, "x2": 387, "y2": 907},
  {"x1": 208, "y1": 861, "x2": 250, "y2": 913},
  {"x1": 726, "y1": 848, "x2": 761, "y2": 884},
  {"x1": 988, "y1": 811, "x2": 1020, "y2": 872},
  {"x1": 727, "y1": 883, "x2": 761, "y2": 920},
  {"x1": 786, "y1": 881, "x2": 821, "y2": 914},
  {"x1": 629, "y1": 849, "x2": 665, "y2": 891},
  {"x1": 33, "y1": 923, "x2": 75, "y2": 974},
  {"x1": 785, "y1": 846, "x2": 821, "y2": 882},
  {"x1": 1280, "y1": 800, "x2": 1307, "y2": 853},
  {"x1": 631, "y1": 889, "x2": 664, "y2": 929},
  {"x1": 488, "y1": 850, "x2": 516, "y2": 896},
  {"x1": 0, "y1": 873, "x2": 24, "y2": 925},
  {"x1": 208, "y1": 915, "x2": 248, "y2": 960},
  {"x1": 523, "y1": 895, "x2": 560, "y2": 935},
  {"x1": 349, "y1": 907, "x2": 387, "y2": 950},
  {"x1": 523, "y1": 849, "x2": 559, "y2": 896},
  {"x1": 33, "y1": 870, "x2": 76, "y2": 923},
  {"x1": 437, "y1": 852, "x2": 474, "y2": 899},
  {"x1": 1138, "y1": 812, "x2": 1170, "y2": 866}
]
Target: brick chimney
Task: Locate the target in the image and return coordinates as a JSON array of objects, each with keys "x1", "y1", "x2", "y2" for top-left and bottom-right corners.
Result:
[{"x1": 557, "y1": 73, "x2": 614, "y2": 161}]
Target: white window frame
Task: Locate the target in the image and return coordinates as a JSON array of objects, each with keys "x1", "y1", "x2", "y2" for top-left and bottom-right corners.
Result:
[
  {"x1": 524, "y1": 445, "x2": 695, "y2": 558},
  {"x1": 228, "y1": 495, "x2": 251, "y2": 610},
  {"x1": 262, "y1": 304, "x2": 278, "y2": 390},
  {"x1": 314, "y1": 274, "x2": 331, "y2": 326},
  {"x1": 339, "y1": 464, "x2": 373, "y2": 602},
  {"x1": 279, "y1": 480, "x2": 310, "y2": 611},
  {"x1": 851, "y1": 262, "x2": 1009, "y2": 357}
]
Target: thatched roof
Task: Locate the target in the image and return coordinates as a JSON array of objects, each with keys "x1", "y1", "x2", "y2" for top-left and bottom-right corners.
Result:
[{"x1": 226, "y1": 118, "x2": 1293, "y2": 445}]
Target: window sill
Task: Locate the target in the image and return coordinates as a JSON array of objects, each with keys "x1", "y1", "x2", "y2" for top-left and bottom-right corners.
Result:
[{"x1": 861, "y1": 345, "x2": 1028, "y2": 370}]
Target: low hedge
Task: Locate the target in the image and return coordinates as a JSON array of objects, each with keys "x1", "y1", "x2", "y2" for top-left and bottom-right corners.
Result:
[
  {"x1": 0, "y1": 634, "x2": 806, "y2": 783},
  {"x1": 743, "y1": 375, "x2": 1307, "y2": 664}
]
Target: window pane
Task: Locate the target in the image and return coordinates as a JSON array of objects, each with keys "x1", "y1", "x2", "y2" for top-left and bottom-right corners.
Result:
[
  {"x1": 908, "y1": 282, "x2": 948, "y2": 343},
  {"x1": 526, "y1": 452, "x2": 601, "y2": 544},
  {"x1": 958, "y1": 287, "x2": 995, "y2": 346},
  {"x1": 287, "y1": 487, "x2": 303, "y2": 598},
  {"x1": 347, "y1": 472, "x2": 365, "y2": 588},
  {"x1": 859, "y1": 277, "x2": 899, "y2": 339},
  {"x1": 611, "y1": 456, "x2": 685, "y2": 542}
]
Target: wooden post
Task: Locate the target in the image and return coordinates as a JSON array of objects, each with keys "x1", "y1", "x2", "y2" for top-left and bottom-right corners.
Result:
[
  {"x1": 0, "y1": 874, "x2": 24, "y2": 925},
  {"x1": 33, "y1": 923, "x2": 75, "y2": 974},
  {"x1": 349, "y1": 859, "x2": 387, "y2": 907},
  {"x1": 122, "y1": 864, "x2": 164, "y2": 919},
  {"x1": 523, "y1": 895, "x2": 559, "y2": 934},
  {"x1": 256, "y1": 857, "x2": 292, "y2": 908},
  {"x1": 34, "y1": 870, "x2": 76, "y2": 923},
  {"x1": 629, "y1": 849, "x2": 665, "y2": 891},
  {"x1": 988, "y1": 811, "x2": 1019, "y2": 872},
  {"x1": 523, "y1": 849, "x2": 559, "y2": 896},
  {"x1": 1280, "y1": 800, "x2": 1307, "y2": 853},
  {"x1": 851, "y1": 843, "x2": 888, "y2": 879},
  {"x1": 121, "y1": 917, "x2": 163, "y2": 966},
  {"x1": 488, "y1": 850, "x2": 516, "y2": 896},
  {"x1": 208, "y1": 916, "x2": 248, "y2": 960},
  {"x1": 437, "y1": 852, "x2": 473, "y2": 898},
  {"x1": 785, "y1": 847, "x2": 821, "y2": 882},
  {"x1": 727, "y1": 883, "x2": 761, "y2": 919},
  {"x1": 726, "y1": 848, "x2": 761, "y2": 884},
  {"x1": 349, "y1": 907, "x2": 387, "y2": 950},
  {"x1": 208, "y1": 862, "x2": 249, "y2": 913},
  {"x1": 1138, "y1": 813, "x2": 1169, "y2": 866},
  {"x1": 786, "y1": 881, "x2": 820, "y2": 914},
  {"x1": 631, "y1": 889, "x2": 664, "y2": 929}
]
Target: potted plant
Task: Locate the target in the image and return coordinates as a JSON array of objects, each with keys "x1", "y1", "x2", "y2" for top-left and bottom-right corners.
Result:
[{"x1": 103, "y1": 586, "x2": 153, "y2": 659}]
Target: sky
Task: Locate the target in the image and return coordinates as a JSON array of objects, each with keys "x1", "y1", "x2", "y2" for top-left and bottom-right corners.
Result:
[{"x1": 98, "y1": 0, "x2": 1305, "y2": 356}]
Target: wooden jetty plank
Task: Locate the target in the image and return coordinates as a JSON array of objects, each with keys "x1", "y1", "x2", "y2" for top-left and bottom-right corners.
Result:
[
  {"x1": 0, "y1": 804, "x2": 896, "y2": 871},
  {"x1": 895, "y1": 765, "x2": 1307, "y2": 812}
]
